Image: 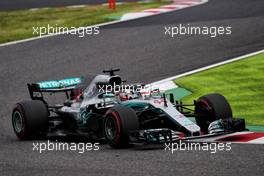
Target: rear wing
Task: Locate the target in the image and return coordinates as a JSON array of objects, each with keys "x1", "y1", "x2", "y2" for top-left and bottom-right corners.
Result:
[{"x1": 27, "y1": 77, "x2": 82, "y2": 102}]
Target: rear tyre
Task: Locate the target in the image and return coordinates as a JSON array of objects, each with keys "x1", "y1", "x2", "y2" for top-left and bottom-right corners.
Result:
[
  {"x1": 194, "y1": 93, "x2": 232, "y2": 133},
  {"x1": 12, "y1": 100, "x2": 49, "y2": 140},
  {"x1": 104, "y1": 106, "x2": 139, "y2": 148}
]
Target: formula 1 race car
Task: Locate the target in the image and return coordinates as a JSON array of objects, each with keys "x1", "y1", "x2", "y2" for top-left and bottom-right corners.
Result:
[{"x1": 12, "y1": 69, "x2": 246, "y2": 148}]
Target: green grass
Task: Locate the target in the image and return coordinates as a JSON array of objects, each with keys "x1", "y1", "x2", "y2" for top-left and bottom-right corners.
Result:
[
  {"x1": 0, "y1": 1, "x2": 170, "y2": 44},
  {"x1": 174, "y1": 53, "x2": 264, "y2": 126}
]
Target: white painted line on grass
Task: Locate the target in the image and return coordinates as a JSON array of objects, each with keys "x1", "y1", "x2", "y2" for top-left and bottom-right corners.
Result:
[
  {"x1": 67, "y1": 5, "x2": 86, "y2": 8},
  {"x1": 29, "y1": 8, "x2": 40, "y2": 11}
]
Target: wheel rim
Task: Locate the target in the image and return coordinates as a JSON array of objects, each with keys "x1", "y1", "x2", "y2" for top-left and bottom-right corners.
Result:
[
  {"x1": 105, "y1": 116, "x2": 117, "y2": 140},
  {"x1": 12, "y1": 111, "x2": 23, "y2": 133}
]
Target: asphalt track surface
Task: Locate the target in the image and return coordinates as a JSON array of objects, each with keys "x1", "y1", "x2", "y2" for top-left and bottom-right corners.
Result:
[
  {"x1": 0, "y1": 0, "x2": 264, "y2": 175},
  {"x1": 0, "y1": 0, "x2": 141, "y2": 11}
]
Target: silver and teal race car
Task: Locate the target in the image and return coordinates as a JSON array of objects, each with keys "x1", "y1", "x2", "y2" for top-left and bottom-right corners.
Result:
[{"x1": 12, "y1": 69, "x2": 246, "y2": 148}]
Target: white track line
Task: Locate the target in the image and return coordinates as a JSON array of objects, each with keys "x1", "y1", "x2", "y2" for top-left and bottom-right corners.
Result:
[
  {"x1": 151, "y1": 49, "x2": 264, "y2": 85},
  {"x1": 248, "y1": 137, "x2": 264, "y2": 144}
]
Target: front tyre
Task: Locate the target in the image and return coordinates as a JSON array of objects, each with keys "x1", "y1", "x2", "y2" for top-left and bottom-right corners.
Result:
[
  {"x1": 12, "y1": 100, "x2": 48, "y2": 140},
  {"x1": 104, "y1": 106, "x2": 139, "y2": 148},
  {"x1": 195, "y1": 93, "x2": 232, "y2": 133}
]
